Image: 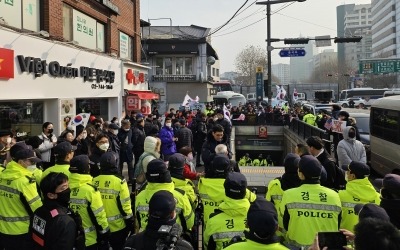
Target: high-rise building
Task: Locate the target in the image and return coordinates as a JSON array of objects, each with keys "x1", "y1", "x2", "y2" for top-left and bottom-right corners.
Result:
[
  {"x1": 289, "y1": 40, "x2": 317, "y2": 83},
  {"x1": 272, "y1": 64, "x2": 290, "y2": 84}
]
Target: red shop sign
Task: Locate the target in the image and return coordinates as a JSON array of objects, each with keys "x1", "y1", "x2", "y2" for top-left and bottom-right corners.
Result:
[{"x1": 126, "y1": 96, "x2": 141, "y2": 111}]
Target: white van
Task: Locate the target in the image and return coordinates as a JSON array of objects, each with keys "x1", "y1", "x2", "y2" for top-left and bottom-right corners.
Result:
[{"x1": 213, "y1": 91, "x2": 246, "y2": 107}]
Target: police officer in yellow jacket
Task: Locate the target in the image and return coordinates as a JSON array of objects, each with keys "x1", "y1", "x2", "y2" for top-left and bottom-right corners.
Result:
[
  {"x1": 93, "y1": 152, "x2": 134, "y2": 250},
  {"x1": 69, "y1": 155, "x2": 110, "y2": 250},
  {"x1": 135, "y1": 159, "x2": 194, "y2": 233},
  {"x1": 224, "y1": 197, "x2": 289, "y2": 250},
  {"x1": 266, "y1": 153, "x2": 301, "y2": 237},
  {"x1": 41, "y1": 142, "x2": 76, "y2": 180},
  {"x1": 302, "y1": 109, "x2": 316, "y2": 126},
  {"x1": 0, "y1": 148, "x2": 43, "y2": 250},
  {"x1": 204, "y1": 172, "x2": 250, "y2": 250},
  {"x1": 238, "y1": 153, "x2": 252, "y2": 166},
  {"x1": 168, "y1": 153, "x2": 198, "y2": 209},
  {"x1": 252, "y1": 154, "x2": 268, "y2": 167},
  {"x1": 199, "y1": 155, "x2": 256, "y2": 228},
  {"x1": 280, "y1": 155, "x2": 341, "y2": 249},
  {"x1": 339, "y1": 161, "x2": 380, "y2": 232}
]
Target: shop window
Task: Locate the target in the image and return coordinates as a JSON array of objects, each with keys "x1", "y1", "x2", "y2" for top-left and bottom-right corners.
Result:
[
  {"x1": 76, "y1": 99, "x2": 109, "y2": 121},
  {"x1": 0, "y1": 0, "x2": 40, "y2": 31},
  {"x1": 0, "y1": 101, "x2": 43, "y2": 140},
  {"x1": 62, "y1": 4, "x2": 106, "y2": 52}
]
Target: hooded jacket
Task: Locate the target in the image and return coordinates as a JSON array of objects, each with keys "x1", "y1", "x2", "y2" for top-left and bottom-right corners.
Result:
[
  {"x1": 159, "y1": 126, "x2": 177, "y2": 156},
  {"x1": 201, "y1": 130, "x2": 232, "y2": 168},
  {"x1": 141, "y1": 136, "x2": 161, "y2": 173},
  {"x1": 338, "y1": 177, "x2": 380, "y2": 232},
  {"x1": 337, "y1": 126, "x2": 366, "y2": 167}
]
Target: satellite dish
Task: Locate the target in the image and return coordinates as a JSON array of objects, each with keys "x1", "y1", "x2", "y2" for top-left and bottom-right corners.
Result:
[{"x1": 207, "y1": 56, "x2": 216, "y2": 65}]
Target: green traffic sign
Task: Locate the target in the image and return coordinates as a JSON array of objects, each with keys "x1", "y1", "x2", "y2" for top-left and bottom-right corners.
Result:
[{"x1": 359, "y1": 59, "x2": 400, "y2": 74}]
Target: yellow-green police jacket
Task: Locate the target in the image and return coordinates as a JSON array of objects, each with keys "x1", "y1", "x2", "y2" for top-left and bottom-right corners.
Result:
[
  {"x1": 224, "y1": 239, "x2": 289, "y2": 250},
  {"x1": 135, "y1": 182, "x2": 194, "y2": 232},
  {"x1": 41, "y1": 162, "x2": 71, "y2": 181},
  {"x1": 338, "y1": 178, "x2": 380, "y2": 232},
  {"x1": 198, "y1": 177, "x2": 256, "y2": 228},
  {"x1": 93, "y1": 174, "x2": 133, "y2": 233},
  {"x1": 0, "y1": 161, "x2": 42, "y2": 235},
  {"x1": 280, "y1": 183, "x2": 341, "y2": 248},
  {"x1": 69, "y1": 173, "x2": 109, "y2": 247},
  {"x1": 266, "y1": 178, "x2": 285, "y2": 236},
  {"x1": 172, "y1": 177, "x2": 198, "y2": 210},
  {"x1": 252, "y1": 158, "x2": 268, "y2": 167},
  {"x1": 203, "y1": 197, "x2": 250, "y2": 250}
]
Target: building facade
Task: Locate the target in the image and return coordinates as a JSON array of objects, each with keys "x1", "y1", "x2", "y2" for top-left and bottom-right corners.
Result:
[
  {"x1": 141, "y1": 25, "x2": 219, "y2": 113},
  {"x1": 272, "y1": 63, "x2": 290, "y2": 85},
  {"x1": 0, "y1": 0, "x2": 142, "y2": 137},
  {"x1": 289, "y1": 40, "x2": 317, "y2": 83}
]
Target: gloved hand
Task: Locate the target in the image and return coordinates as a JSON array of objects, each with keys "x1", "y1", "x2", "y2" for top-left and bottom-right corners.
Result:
[
  {"x1": 125, "y1": 217, "x2": 135, "y2": 236},
  {"x1": 97, "y1": 230, "x2": 110, "y2": 250}
]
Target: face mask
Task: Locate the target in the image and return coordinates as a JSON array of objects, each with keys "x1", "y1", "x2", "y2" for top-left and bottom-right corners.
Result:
[
  {"x1": 48, "y1": 129, "x2": 54, "y2": 134},
  {"x1": 6, "y1": 137, "x2": 12, "y2": 144},
  {"x1": 124, "y1": 128, "x2": 130, "y2": 132},
  {"x1": 348, "y1": 131, "x2": 356, "y2": 139},
  {"x1": 113, "y1": 130, "x2": 119, "y2": 136},
  {"x1": 27, "y1": 164, "x2": 37, "y2": 172},
  {"x1": 345, "y1": 171, "x2": 349, "y2": 182},
  {"x1": 99, "y1": 143, "x2": 109, "y2": 151},
  {"x1": 56, "y1": 188, "x2": 71, "y2": 207},
  {"x1": 187, "y1": 153, "x2": 193, "y2": 161},
  {"x1": 213, "y1": 118, "x2": 218, "y2": 121},
  {"x1": 165, "y1": 123, "x2": 172, "y2": 127}
]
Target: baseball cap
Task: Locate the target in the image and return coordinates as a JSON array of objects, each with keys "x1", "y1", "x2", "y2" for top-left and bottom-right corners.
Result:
[
  {"x1": 0, "y1": 130, "x2": 12, "y2": 137},
  {"x1": 10, "y1": 142, "x2": 32, "y2": 160},
  {"x1": 382, "y1": 174, "x2": 400, "y2": 196},
  {"x1": 224, "y1": 172, "x2": 247, "y2": 199},
  {"x1": 54, "y1": 142, "x2": 76, "y2": 156},
  {"x1": 100, "y1": 152, "x2": 118, "y2": 169},
  {"x1": 212, "y1": 154, "x2": 230, "y2": 175},
  {"x1": 168, "y1": 153, "x2": 185, "y2": 170},
  {"x1": 342, "y1": 161, "x2": 370, "y2": 178},
  {"x1": 283, "y1": 153, "x2": 300, "y2": 174},
  {"x1": 298, "y1": 155, "x2": 322, "y2": 179},
  {"x1": 247, "y1": 197, "x2": 278, "y2": 238},
  {"x1": 354, "y1": 203, "x2": 390, "y2": 222},
  {"x1": 108, "y1": 123, "x2": 119, "y2": 130},
  {"x1": 146, "y1": 159, "x2": 171, "y2": 183},
  {"x1": 149, "y1": 190, "x2": 177, "y2": 219},
  {"x1": 14, "y1": 149, "x2": 42, "y2": 163},
  {"x1": 69, "y1": 155, "x2": 90, "y2": 174}
]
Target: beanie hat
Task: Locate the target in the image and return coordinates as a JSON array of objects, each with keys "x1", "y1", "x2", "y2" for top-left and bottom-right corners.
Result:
[
  {"x1": 224, "y1": 172, "x2": 247, "y2": 199},
  {"x1": 298, "y1": 155, "x2": 322, "y2": 179},
  {"x1": 69, "y1": 155, "x2": 90, "y2": 174},
  {"x1": 284, "y1": 153, "x2": 300, "y2": 174},
  {"x1": 146, "y1": 159, "x2": 172, "y2": 183},
  {"x1": 212, "y1": 154, "x2": 231, "y2": 176},
  {"x1": 247, "y1": 197, "x2": 278, "y2": 238},
  {"x1": 354, "y1": 203, "x2": 390, "y2": 222},
  {"x1": 168, "y1": 153, "x2": 185, "y2": 178},
  {"x1": 382, "y1": 174, "x2": 400, "y2": 196}
]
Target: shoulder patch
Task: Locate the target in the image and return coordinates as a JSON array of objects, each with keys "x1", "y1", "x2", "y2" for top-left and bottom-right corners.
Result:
[
  {"x1": 209, "y1": 209, "x2": 223, "y2": 219},
  {"x1": 175, "y1": 188, "x2": 185, "y2": 195},
  {"x1": 86, "y1": 183, "x2": 97, "y2": 191}
]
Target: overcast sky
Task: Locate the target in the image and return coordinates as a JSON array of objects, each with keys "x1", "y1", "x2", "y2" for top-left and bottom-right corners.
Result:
[{"x1": 140, "y1": 0, "x2": 371, "y2": 73}]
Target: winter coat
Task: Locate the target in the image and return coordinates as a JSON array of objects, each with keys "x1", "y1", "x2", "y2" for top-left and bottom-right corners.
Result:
[
  {"x1": 175, "y1": 127, "x2": 193, "y2": 151},
  {"x1": 159, "y1": 126, "x2": 177, "y2": 156},
  {"x1": 337, "y1": 126, "x2": 366, "y2": 167},
  {"x1": 201, "y1": 130, "x2": 232, "y2": 170}
]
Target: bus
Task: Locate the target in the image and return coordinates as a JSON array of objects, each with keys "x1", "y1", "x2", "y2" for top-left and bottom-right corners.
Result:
[
  {"x1": 383, "y1": 89, "x2": 400, "y2": 97},
  {"x1": 370, "y1": 95, "x2": 400, "y2": 175},
  {"x1": 339, "y1": 88, "x2": 388, "y2": 103},
  {"x1": 212, "y1": 81, "x2": 233, "y2": 92}
]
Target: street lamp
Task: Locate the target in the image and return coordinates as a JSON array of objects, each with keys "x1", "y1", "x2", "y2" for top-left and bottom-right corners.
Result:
[{"x1": 256, "y1": 0, "x2": 306, "y2": 105}]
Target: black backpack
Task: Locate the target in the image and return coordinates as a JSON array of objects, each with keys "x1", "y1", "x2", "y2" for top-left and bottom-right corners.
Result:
[{"x1": 324, "y1": 158, "x2": 346, "y2": 190}]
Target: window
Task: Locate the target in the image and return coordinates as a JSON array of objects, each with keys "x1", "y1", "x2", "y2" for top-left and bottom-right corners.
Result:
[
  {"x1": 76, "y1": 99, "x2": 109, "y2": 121},
  {"x1": 155, "y1": 58, "x2": 164, "y2": 75},
  {"x1": 164, "y1": 57, "x2": 172, "y2": 74},
  {"x1": 212, "y1": 68, "x2": 216, "y2": 76},
  {"x1": 216, "y1": 69, "x2": 220, "y2": 77},
  {"x1": 176, "y1": 57, "x2": 184, "y2": 74},
  {"x1": 0, "y1": 0, "x2": 40, "y2": 31},
  {"x1": 119, "y1": 32, "x2": 132, "y2": 60},
  {"x1": 184, "y1": 58, "x2": 193, "y2": 74},
  {"x1": 63, "y1": 4, "x2": 105, "y2": 52},
  {"x1": 371, "y1": 108, "x2": 400, "y2": 144},
  {"x1": 155, "y1": 57, "x2": 193, "y2": 75}
]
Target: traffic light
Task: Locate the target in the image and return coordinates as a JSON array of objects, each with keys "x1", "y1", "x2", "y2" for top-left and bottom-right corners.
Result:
[
  {"x1": 334, "y1": 37, "x2": 362, "y2": 43},
  {"x1": 284, "y1": 38, "x2": 310, "y2": 44}
]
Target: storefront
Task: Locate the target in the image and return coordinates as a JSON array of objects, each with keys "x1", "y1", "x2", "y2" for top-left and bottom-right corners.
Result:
[
  {"x1": 0, "y1": 28, "x2": 122, "y2": 139},
  {"x1": 122, "y1": 62, "x2": 158, "y2": 116}
]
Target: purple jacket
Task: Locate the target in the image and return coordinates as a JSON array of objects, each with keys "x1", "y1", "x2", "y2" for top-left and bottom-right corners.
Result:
[{"x1": 159, "y1": 126, "x2": 177, "y2": 155}]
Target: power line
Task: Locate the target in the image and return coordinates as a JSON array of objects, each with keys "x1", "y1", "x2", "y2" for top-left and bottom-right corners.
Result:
[{"x1": 217, "y1": 8, "x2": 265, "y2": 33}]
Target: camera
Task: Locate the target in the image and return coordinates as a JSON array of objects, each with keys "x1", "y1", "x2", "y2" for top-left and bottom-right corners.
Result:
[{"x1": 155, "y1": 224, "x2": 182, "y2": 250}]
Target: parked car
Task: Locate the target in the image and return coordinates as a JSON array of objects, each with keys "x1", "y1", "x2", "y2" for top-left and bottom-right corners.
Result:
[{"x1": 338, "y1": 97, "x2": 367, "y2": 108}]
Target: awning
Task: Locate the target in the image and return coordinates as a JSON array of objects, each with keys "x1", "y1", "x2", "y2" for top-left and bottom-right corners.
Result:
[{"x1": 128, "y1": 91, "x2": 159, "y2": 99}]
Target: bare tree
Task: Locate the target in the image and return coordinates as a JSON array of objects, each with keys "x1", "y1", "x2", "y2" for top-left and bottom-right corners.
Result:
[{"x1": 234, "y1": 45, "x2": 267, "y2": 86}]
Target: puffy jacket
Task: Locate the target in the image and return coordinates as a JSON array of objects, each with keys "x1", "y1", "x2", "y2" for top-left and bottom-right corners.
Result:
[
  {"x1": 175, "y1": 127, "x2": 193, "y2": 150},
  {"x1": 69, "y1": 173, "x2": 109, "y2": 247},
  {"x1": 172, "y1": 177, "x2": 198, "y2": 210},
  {"x1": 141, "y1": 137, "x2": 161, "y2": 174},
  {"x1": 41, "y1": 161, "x2": 71, "y2": 181},
  {"x1": 0, "y1": 161, "x2": 42, "y2": 235},
  {"x1": 38, "y1": 133, "x2": 57, "y2": 163},
  {"x1": 339, "y1": 177, "x2": 380, "y2": 232},
  {"x1": 203, "y1": 197, "x2": 250, "y2": 250},
  {"x1": 135, "y1": 182, "x2": 194, "y2": 232},
  {"x1": 337, "y1": 126, "x2": 366, "y2": 167},
  {"x1": 93, "y1": 174, "x2": 133, "y2": 232},
  {"x1": 159, "y1": 126, "x2": 177, "y2": 156}
]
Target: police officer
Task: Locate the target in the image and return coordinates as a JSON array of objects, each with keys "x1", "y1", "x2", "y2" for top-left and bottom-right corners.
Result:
[
  {"x1": 93, "y1": 152, "x2": 134, "y2": 250},
  {"x1": 224, "y1": 197, "x2": 289, "y2": 250},
  {"x1": 123, "y1": 190, "x2": 194, "y2": 250},
  {"x1": 135, "y1": 159, "x2": 194, "y2": 233},
  {"x1": 238, "y1": 153, "x2": 252, "y2": 167},
  {"x1": 302, "y1": 108, "x2": 316, "y2": 126},
  {"x1": 31, "y1": 172, "x2": 85, "y2": 250},
  {"x1": 68, "y1": 155, "x2": 110, "y2": 250},
  {"x1": 280, "y1": 155, "x2": 341, "y2": 249},
  {"x1": 168, "y1": 153, "x2": 198, "y2": 210},
  {"x1": 339, "y1": 161, "x2": 380, "y2": 232},
  {"x1": 0, "y1": 148, "x2": 43, "y2": 250},
  {"x1": 203, "y1": 172, "x2": 250, "y2": 250},
  {"x1": 41, "y1": 142, "x2": 76, "y2": 180},
  {"x1": 252, "y1": 154, "x2": 267, "y2": 167},
  {"x1": 266, "y1": 153, "x2": 301, "y2": 237}
]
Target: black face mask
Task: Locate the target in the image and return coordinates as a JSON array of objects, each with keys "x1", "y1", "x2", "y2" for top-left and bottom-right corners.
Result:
[
  {"x1": 47, "y1": 129, "x2": 54, "y2": 134},
  {"x1": 56, "y1": 188, "x2": 71, "y2": 207},
  {"x1": 348, "y1": 131, "x2": 356, "y2": 138}
]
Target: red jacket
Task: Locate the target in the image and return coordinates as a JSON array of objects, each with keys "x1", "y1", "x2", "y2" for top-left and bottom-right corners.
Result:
[{"x1": 183, "y1": 163, "x2": 197, "y2": 180}]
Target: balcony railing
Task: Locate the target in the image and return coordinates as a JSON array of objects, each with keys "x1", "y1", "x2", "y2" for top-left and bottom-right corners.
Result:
[{"x1": 152, "y1": 74, "x2": 196, "y2": 82}]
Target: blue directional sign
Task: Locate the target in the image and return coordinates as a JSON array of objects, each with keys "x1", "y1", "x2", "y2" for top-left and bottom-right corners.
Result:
[{"x1": 279, "y1": 49, "x2": 306, "y2": 57}]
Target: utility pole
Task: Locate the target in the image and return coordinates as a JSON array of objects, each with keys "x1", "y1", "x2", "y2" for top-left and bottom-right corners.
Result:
[{"x1": 256, "y1": 0, "x2": 307, "y2": 105}]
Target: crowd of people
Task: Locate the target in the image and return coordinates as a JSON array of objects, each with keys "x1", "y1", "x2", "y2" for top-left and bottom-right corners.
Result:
[{"x1": 0, "y1": 101, "x2": 399, "y2": 250}]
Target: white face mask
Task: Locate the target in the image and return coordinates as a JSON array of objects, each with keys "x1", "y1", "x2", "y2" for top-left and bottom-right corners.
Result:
[
  {"x1": 187, "y1": 153, "x2": 193, "y2": 161},
  {"x1": 345, "y1": 171, "x2": 349, "y2": 182},
  {"x1": 99, "y1": 143, "x2": 109, "y2": 151},
  {"x1": 27, "y1": 164, "x2": 37, "y2": 172},
  {"x1": 124, "y1": 128, "x2": 130, "y2": 132},
  {"x1": 6, "y1": 137, "x2": 12, "y2": 144},
  {"x1": 113, "y1": 130, "x2": 119, "y2": 136},
  {"x1": 165, "y1": 123, "x2": 172, "y2": 127}
]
